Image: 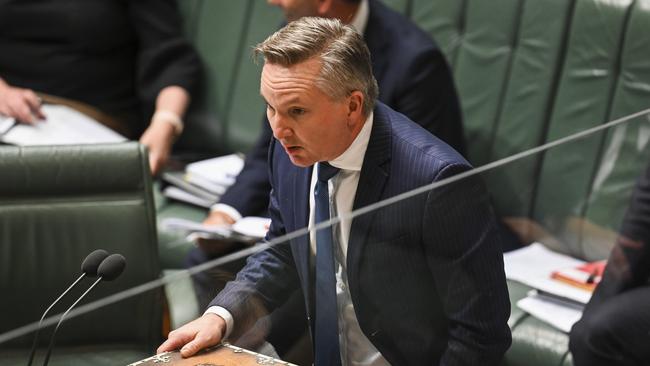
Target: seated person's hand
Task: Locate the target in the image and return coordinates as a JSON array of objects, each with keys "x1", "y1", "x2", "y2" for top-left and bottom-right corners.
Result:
[
  {"x1": 197, "y1": 210, "x2": 239, "y2": 256},
  {"x1": 0, "y1": 82, "x2": 45, "y2": 124},
  {"x1": 139, "y1": 116, "x2": 176, "y2": 176},
  {"x1": 157, "y1": 313, "x2": 226, "y2": 358}
]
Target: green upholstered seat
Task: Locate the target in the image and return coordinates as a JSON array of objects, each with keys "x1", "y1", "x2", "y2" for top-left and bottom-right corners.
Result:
[{"x1": 0, "y1": 143, "x2": 161, "y2": 365}]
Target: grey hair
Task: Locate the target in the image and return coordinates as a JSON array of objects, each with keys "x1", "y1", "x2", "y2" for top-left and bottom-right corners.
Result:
[{"x1": 254, "y1": 17, "x2": 379, "y2": 116}]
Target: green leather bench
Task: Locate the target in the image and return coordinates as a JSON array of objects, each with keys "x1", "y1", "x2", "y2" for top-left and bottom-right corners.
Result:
[{"x1": 160, "y1": 0, "x2": 650, "y2": 365}]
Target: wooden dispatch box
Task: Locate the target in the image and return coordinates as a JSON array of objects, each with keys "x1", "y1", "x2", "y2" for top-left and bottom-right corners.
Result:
[{"x1": 127, "y1": 343, "x2": 298, "y2": 366}]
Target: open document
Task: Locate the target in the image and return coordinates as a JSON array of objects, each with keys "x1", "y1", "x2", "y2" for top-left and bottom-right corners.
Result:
[
  {"x1": 503, "y1": 242, "x2": 592, "y2": 304},
  {"x1": 0, "y1": 104, "x2": 126, "y2": 146},
  {"x1": 503, "y1": 243, "x2": 597, "y2": 332}
]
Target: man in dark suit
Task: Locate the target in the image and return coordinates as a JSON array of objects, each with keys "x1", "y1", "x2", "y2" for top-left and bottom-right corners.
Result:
[
  {"x1": 570, "y1": 162, "x2": 650, "y2": 366},
  {"x1": 162, "y1": 17, "x2": 510, "y2": 366}
]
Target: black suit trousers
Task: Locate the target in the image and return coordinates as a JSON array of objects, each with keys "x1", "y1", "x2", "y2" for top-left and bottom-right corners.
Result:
[{"x1": 570, "y1": 285, "x2": 650, "y2": 366}]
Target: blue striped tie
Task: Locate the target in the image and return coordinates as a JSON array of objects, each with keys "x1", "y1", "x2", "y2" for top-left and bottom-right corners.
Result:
[{"x1": 314, "y1": 162, "x2": 342, "y2": 366}]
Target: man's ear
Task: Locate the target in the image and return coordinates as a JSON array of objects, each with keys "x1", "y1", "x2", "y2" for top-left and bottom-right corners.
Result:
[
  {"x1": 316, "y1": 0, "x2": 334, "y2": 16},
  {"x1": 347, "y1": 91, "x2": 365, "y2": 125}
]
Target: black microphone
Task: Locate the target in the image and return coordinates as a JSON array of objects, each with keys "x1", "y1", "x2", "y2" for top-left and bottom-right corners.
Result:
[
  {"x1": 27, "y1": 249, "x2": 109, "y2": 366},
  {"x1": 41, "y1": 254, "x2": 126, "y2": 366}
]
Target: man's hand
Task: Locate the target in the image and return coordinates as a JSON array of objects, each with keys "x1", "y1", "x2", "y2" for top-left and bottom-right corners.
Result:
[
  {"x1": 139, "y1": 119, "x2": 175, "y2": 176},
  {"x1": 157, "y1": 313, "x2": 226, "y2": 358},
  {"x1": 204, "y1": 210, "x2": 237, "y2": 227},
  {"x1": 197, "y1": 211, "x2": 239, "y2": 256},
  {"x1": 0, "y1": 83, "x2": 45, "y2": 124}
]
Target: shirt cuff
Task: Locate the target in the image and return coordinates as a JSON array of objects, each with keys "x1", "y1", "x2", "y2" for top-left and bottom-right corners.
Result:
[
  {"x1": 204, "y1": 306, "x2": 234, "y2": 340},
  {"x1": 210, "y1": 203, "x2": 243, "y2": 221}
]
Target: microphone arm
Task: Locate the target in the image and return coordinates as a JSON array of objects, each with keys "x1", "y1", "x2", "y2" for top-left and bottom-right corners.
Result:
[
  {"x1": 41, "y1": 277, "x2": 103, "y2": 366},
  {"x1": 26, "y1": 272, "x2": 86, "y2": 366}
]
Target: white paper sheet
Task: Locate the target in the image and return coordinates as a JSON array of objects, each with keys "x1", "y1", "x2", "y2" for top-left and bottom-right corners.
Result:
[
  {"x1": 0, "y1": 115, "x2": 16, "y2": 135},
  {"x1": 504, "y1": 243, "x2": 592, "y2": 304},
  {"x1": 232, "y1": 216, "x2": 271, "y2": 239},
  {"x1": 0, "y1": 104, "x2": 126, "y2": 146},
  {"x1": 517, "y1": 290, "x2": 584, "y2": 333},
  {"x1": 185, "y1": 154, "x2": 244, "y2": 186}
]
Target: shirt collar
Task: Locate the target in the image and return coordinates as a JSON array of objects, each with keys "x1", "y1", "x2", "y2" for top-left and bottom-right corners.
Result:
[
  {"x1": 349, "y1": 0, "x2": 369, "y2": 35},
  {"x1": 329, "y1": 111, "x2": 373, "y2": 172}
]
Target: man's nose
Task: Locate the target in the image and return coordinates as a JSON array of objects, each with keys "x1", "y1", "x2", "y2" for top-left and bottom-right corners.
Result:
[{"x1": 270, "y1": 114, "x2": 292, "y2": 140}]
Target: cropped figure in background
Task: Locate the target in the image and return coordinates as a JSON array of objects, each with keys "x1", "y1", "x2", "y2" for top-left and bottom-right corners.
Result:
[
  {"x1": 570, "y1": 162, "x2": 650, "y2": 366},
  {"x1": 160, "y1": 17, "x2": 510, "y2": 366},
  {"x1": 0, "y1": 0, "x2": 201, "y2": 174},
  {"x1": 189, "y1": 0, "x2": 464, "y2": 306}
]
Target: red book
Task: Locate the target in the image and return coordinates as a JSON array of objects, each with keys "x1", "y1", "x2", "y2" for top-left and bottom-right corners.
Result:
[{"x1": 550, "y1": 260, "x2": 607, "y2": 292}]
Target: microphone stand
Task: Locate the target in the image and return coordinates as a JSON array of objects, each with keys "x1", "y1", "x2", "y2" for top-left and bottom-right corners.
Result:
[
  {"x1": 27, "y1": 273, "x2": 86, "y2": 366},
  {"x1": 41, "y1": 277, "x2": 103, "y2": 366}
]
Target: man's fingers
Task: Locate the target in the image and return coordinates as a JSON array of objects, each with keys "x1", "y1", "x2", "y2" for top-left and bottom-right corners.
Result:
[
  {"x1": 180, "y1": 331, "x2": 220, "y2": 358},
  {"x1": 23, "y1": 91, "x2": 45, "y2": 119},
  {"x1": 157, "y1": 328, "x2": 196, "y2": 354},
  {"x1": 179, "y1": 339, "x2": 203, "y2": 358},
  {"x1": 157, "y1": 337, "x2": 181, "y2": 354},
  {"x1": 12, "y1": 102, "x2": 35, "y2": 124},
  {"x1": 149, "y1": 154, "x2": 161, "y2": 176}
]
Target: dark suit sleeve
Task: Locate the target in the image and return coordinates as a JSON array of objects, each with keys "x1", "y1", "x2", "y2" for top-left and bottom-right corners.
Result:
[
  {"x1": 217, "y1": 118, "x2": 273, "y2": 217},
  {"x1": 210, "y1": 138, "x2": 299, "y2": 335},
  {"x1": 392, "y1": 48, "x2": 466, "y2": 156},
  {"x1": 127, "y1": 0, "x2": 201, "y2": 117},
  {"x1": 586, "y1": 162, "x2": 650, "y2": 309},
  {"x1": 423, "y1": 164, "x2": 511, "y2": 365}
]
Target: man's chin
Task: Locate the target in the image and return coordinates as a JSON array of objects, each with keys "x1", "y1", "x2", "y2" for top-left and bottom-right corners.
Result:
[{"x1": 287, "y1": 154, "x2": 314, "y2": 168}]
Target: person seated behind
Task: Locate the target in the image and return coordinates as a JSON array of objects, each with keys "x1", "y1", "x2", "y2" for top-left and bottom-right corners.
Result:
[
  {"x1": 570, "y1": 161, "x2": 650, "y2": 366},
  {"x1": 161, "y1": 17, "x2": 510, "y2": 366},
  {"x1": 0, "y1": 0, "x2": 201, "y2": 174},
  {"x1": 188, "y1": 0, "x2": 465, "y2": 304}
]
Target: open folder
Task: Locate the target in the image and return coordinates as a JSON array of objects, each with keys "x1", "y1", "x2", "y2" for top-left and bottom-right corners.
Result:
[{"x1": 0, "y1": 104, "x2": 126, "y2": 146}]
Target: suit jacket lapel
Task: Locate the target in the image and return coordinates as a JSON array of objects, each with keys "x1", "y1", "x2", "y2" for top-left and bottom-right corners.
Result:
[
  {"x1": 347, "y1": 104, "x2": 392, "y2": 295},
  {"x1": 292, "y1": 165, "x2": 313, "y2": 308}
]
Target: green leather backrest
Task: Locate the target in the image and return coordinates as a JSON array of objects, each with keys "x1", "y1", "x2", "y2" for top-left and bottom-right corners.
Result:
[
  {"x1": 575, "y1": 0, "x2": 650, "y2": 260},
  {"x1": 0, "y1": 143, "x2": 161, "y2": 349},
  {"x1": 224, "y1": 2, "x2": 283, "y2": 151},
  {"x1": 410, "y1": 0, "x2": 650, "y2": 259},
  {"x1": 532, "y1": 0, "x2": 633, "y2": 254}
]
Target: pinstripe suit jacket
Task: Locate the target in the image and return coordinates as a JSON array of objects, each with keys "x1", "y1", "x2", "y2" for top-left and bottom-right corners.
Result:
[{"x1": 212, "y1": 102, "x2": 511, "y2": 365}]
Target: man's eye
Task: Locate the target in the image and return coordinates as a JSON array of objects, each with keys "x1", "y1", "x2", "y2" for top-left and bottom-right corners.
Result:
[{"x1": 291, "y1": 108, "x2": 306, "y2": 116}]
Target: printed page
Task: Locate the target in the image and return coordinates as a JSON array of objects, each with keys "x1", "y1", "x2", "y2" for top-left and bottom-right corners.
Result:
[{"x1": 0, "y1": 104, "x2": 126, "y2": 146}]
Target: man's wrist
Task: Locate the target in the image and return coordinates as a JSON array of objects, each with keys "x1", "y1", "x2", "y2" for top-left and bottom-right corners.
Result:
[{"x1": 204, "y1": 306, "x2": 234, "y2": 340}]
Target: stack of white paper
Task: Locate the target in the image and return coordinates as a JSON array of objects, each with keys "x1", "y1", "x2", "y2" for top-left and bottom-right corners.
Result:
[
  {"x1": 0, "y1": 104, "x2": 126, "y2": 146},
  {"x1": 517, "y1": 290, "x2": 583, "y2": 333},
  {"x1": 162, "y1": 153, "x2": 245, "y2": 208},
  {"x1": 503, "y1": 243, "x2": 593, "y2": 332}
]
